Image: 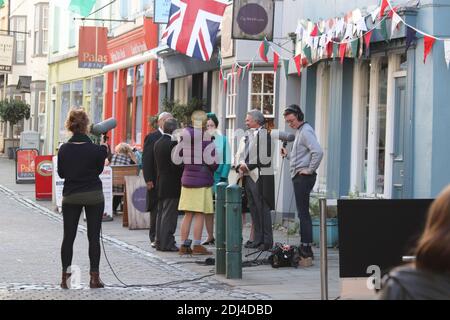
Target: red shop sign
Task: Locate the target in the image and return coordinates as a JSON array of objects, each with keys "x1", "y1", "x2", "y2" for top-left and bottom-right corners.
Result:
[
  {"x1": 78, "y1": 26, "x2": 109, "y2": 69},
  {"x1": 16, "y1": 149, "x2": 39, "y2": 184},
  {"x1": 35, "y1": 156, "x2": 53, "y2": 200}
]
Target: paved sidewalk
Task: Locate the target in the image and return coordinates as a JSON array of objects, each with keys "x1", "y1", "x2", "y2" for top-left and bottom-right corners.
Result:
[{"x1": 0, "y1": 155, "x2": 340, "y2": 300}]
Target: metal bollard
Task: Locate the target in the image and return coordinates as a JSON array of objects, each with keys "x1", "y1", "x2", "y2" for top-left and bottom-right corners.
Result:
[
  {"x1": 215, "y1": 182, "x2": 228, "y2": 275},
  {"x1": 225, "y1": 184, "x2": 242, "y2": 279},
  {"x1": 319, "y1": 198, "x2": 328, "y2": 300}
]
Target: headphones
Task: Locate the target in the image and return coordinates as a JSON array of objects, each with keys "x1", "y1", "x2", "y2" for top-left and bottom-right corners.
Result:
[{"x1": 284, "y1": 104, "x2": 304, "y2": 122}]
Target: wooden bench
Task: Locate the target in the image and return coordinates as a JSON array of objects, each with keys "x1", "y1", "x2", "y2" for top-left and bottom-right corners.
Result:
[{"x1": 110, "y1": 165, "x2": 139, "y2": 227}]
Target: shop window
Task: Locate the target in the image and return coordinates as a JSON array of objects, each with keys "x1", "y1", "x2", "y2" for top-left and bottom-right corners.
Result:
[
  {"x1": 126, "y1": 67, "x2": 134, "y2": 143},
  {"x1": 71, "y1": 80, "x2": 83, "y2": 108},
  {"x1": 314, "y1": 62, "x2": 330, "y2": 193},
  {"x1": 249, "y1": 71, "x2": 275, "y2": 130},
  {"x1": 91, "y1": 76, "x2": 104, "y2": 125},
  {"x1": 351, "y1": 57, "x2": 389, "y2": 197},
  {"x1": 226, "y1": 72, "x2": 237, "y2": 162},
  {"x1": 59, "y1": 83, "x2": 71, "y2": 137},
  {"x1": 38, "y1": 91, "x2": 46, "y2": 140},
  {"x1": 135, "y1": 65, "x2": 144, "y2": 144}
]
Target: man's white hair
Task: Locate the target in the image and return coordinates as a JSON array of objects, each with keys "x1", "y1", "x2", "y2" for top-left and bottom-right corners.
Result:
[{"x1": 158, "y1": 112, "x2": 172, "y2": 121}]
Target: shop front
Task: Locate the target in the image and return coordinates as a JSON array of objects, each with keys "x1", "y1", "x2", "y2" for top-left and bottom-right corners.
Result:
[{"x1": 103, "y1": 18, "x2": 159, "y2": 149}]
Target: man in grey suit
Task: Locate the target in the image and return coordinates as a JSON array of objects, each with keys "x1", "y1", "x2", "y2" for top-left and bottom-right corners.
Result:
[
  {"x1": 235, "y1": 110, "x2": 275, "y2": 252},
  {"x1": 154, "y1": 119, "x2": 183, "y2": 251}
]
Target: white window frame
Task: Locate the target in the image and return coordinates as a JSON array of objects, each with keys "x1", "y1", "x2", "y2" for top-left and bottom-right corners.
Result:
[
  {"x1": 226, "y1": 72, "x2": 237, "y2": 163},
  {"x1": 314, "y1": 62, "x2": 330, "y2": 193},
  {"x1": 11, "y1": 16, "x2": 27, "y2": 64},
  {"x1": 38, "y1": 91, "x2": 46, "y2": 140},
  {"x1": 247, "y1": 71, "x2": 276, "y2": 119},
  {"x1": 34, "y1": 3, "x2": 49, "y2": 55},
  {"x1": 350, "y1": 53, "x2": 401, "y2": 199}
]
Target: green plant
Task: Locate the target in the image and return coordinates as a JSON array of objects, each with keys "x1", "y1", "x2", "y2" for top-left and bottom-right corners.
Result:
[
  {"x1": 309, "y1": 196, "x2": 320, "y2": 218},
  {"x1": 161, "y1": 97, "x2": 205, "y2": 128},
  {"x1": 0, "y1": 100, "x2": 30, "y2": 136}
]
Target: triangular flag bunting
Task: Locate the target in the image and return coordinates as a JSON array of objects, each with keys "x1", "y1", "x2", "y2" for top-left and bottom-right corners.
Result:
[
  {"x1": 391, "y1": 13, "x2": 402, "y2": 38},
  {"x1": 333, "y1": 43, "x2": 339, "y2": 59},
  {"x1": 350, "y1": 39, "x2": 359, "y2": 58},
  {"x1": 223, "y1": 78, "x2": 228, "y2": 93},
  {"x1": 294, "y1": 55, "x2": 302, "y2": 76},
  {"x1": 310, "y1": 24, "x2": 319, "y2": 37},
  {"x1": 69, "y1": 0, "x2": 96, "y2": 17},
  {"x1": 303, "y1": 45, "x2": 312, "y2": 64},
  {"x1": 364, "y1": 30, "x2": 373, "y2": 54},
  {"x1": 339, "y1": 43, "x2": 347, "y2": 64},
  {"x1": 326, "y1": 41, "x2": 333, "y2": 58},
  {"x1": 219, "y1": 69, "x2": 223, "y2": 81},
  {"x1": 388, "y1": 6, "x2": 398, "y2": 19},
  {"x1": 423, "y1": 35, "x2": 436, "y2": 64},
  {"x1": 283, "y1": 59, "x2": 290, "y2": 78},
  {"x1": 444, "y1": 40, "x2": 450, "y2": 69},
  {"x1": 259, "y1": 40, "x2": 269, "y2": 63},
  {"x1": 379, "y1": 0, "x2": 389, "y2": 20},
  {"x1": 380, "y1": 19, "x2": 389, "y2": 42},
  {"x1": 237, "y1": 67, "x2": 242, "y2": 82},
  {"x1": 273, "y1": 51, "x2": 279, "y2": 73},
  {"x1": 406, "y1": 27, "x2": 417, "y2": 51}
]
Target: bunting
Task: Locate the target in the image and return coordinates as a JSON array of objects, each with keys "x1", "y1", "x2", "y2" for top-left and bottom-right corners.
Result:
[{"x1": 423, "y1": 36, "x2": 436, "y2": 64}]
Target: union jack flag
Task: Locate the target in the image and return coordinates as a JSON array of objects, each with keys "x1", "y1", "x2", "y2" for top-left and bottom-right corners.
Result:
[{"x1": 161, "y1": 0, "x2": 228, "y2": 61}]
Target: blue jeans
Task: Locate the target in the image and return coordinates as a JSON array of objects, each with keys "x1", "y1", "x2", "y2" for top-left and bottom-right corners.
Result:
[{"x1": 292, "y1": 173, "x2": 317, "y2": 245}]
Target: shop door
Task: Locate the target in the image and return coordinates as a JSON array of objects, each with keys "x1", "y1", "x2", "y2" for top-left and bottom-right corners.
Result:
[{"x1": 392, "y1": 76, "x2": 407, "y2": 199}]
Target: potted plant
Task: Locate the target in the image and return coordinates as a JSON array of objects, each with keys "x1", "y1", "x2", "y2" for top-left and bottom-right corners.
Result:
[
  {"x1": 310, "y1": 195, "x2": 339, "y2": 248},
  {"x1": 0, "y1": 99, "x2": 31, "y2": 159}
]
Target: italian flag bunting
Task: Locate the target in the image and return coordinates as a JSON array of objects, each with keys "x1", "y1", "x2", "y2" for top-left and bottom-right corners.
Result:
[
  {"x1": 259, "y1": 40, "x2": 269, "y2": 63},
  {"x1": 69, "y1": 0, "x2": 97, "y2": 17},
  {"x1": 379, "y1": 0, "x2": 389, "y2": 20},
  {"x1": 273, "y1": 51, "x2": 279, "y2": 73}
]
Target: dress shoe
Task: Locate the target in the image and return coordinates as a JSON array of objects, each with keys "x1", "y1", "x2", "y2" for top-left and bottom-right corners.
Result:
[
  {"x1": 162, "y1": 246, "x2": 179, "y2": 252},
  {"x1": 89, "y1": 272, "x2": 104, "y2": 289},
  {"x1": 192, "y1": 245, "x2": 212, "y2": 255},
  {"x1": 245, "y1": 241, "x2": 262, "y2": 249},
  {"x1": 60, "y1": 272, "x2": 71, "y2": 289},
  {"x1": 202, "y1": 238, "x2": 215, "y2": 246}
]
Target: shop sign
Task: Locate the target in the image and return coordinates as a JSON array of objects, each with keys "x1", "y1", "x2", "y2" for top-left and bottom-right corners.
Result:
[
  {"x1": 232, "y1": 0, "x2": 274, "y2": 41},
  {"x1": 0, "y1": 35, "x2": 14, "y2": 73},
  {"x1": 16, "y1": 149, "x2": 39, "y2": 184},
  {"x1": 78, "y1": 26, "x2": 109, "y2": 69}
]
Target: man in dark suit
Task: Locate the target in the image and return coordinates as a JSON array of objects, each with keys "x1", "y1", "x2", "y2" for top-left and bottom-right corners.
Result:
[
  {"x1": 235, "y1": 110, "x2": 275, "y2": 252},
  {"x1": 142, "y1": 112, "x2": 173, "y2": 248},
  {"x1": 154, "y1": 118, "x2": 183, "y2": 251}
]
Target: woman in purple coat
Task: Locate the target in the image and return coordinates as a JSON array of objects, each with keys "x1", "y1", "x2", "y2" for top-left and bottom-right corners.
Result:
[{"x1": 175, "y1": 110, "x2": 218, "y2": 255}]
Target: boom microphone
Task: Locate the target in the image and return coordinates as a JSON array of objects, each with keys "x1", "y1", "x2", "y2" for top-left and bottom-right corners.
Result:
[
  {"x1": 91, "y1": 118, "x2": 117, "y2": 136},
  {"x1": 271, "y1": 130, "x2": 295, "y2": 143}
]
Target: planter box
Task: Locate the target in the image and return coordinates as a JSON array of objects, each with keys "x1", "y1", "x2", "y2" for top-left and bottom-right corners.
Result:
[{"x1": 312, "y1": 218, "x2": 338, "y2": 248}]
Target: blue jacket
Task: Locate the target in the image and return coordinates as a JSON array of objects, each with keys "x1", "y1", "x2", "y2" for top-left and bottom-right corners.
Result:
[{"x1": 212, "y1": 133, "x2": 231, "y2": 193}]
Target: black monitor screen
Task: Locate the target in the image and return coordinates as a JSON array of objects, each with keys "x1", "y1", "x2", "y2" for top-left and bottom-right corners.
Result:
[{"x1": 338, "y1": 199, "x2": 432, "y2": 278}]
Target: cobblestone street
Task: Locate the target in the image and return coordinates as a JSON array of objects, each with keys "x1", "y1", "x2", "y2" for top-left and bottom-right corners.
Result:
[{"x1": 0, "y1": 184, "x2": 270, "y2": 300}]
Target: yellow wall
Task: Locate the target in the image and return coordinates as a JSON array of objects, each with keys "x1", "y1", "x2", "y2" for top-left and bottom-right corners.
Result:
[{"x1": 46, "y1": 57, "x2": 104, "y2": 153}]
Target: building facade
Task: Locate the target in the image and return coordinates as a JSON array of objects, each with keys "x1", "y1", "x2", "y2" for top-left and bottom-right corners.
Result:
[
  {"x1": 45, "y1": 0, "x2": 157, "y2": 154},
  {"x1": 1, "y1": 0, "x2": 48, "y2": 151},
  {"x1": 275, "y1": 0, "x2": 450, "y2": 203}
]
